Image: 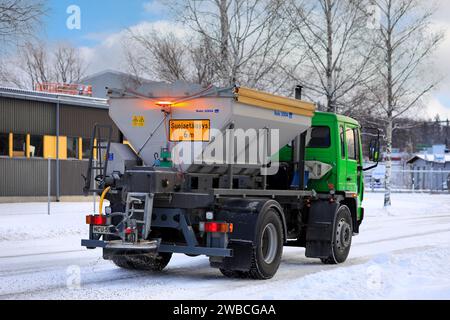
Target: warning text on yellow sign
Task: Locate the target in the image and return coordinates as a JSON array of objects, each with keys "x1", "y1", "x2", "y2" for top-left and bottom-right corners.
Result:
[{"x1": 169, "y1": 120, "x2": 211, "y2": 142}]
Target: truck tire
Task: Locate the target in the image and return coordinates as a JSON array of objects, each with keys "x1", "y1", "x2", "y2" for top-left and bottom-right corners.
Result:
[
  {"x1": 111, "y1": 255, "x2": 134, "y2": 269},
  {"x1": 321, "y1": 205, "x2": 353, "y2": 265},
  {"x1": 219, "y1": 269, "x2": 247, "y2": 278},
  {"x1": 112, "y1": 253, "x2": 172, "y2": 272},
  {"x1": 221, "y1": 209, "x2": 284, "y2": 280}
]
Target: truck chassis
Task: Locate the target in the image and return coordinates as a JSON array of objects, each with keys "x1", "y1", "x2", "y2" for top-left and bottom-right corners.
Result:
[{"x1": 82, "y1": 166, "x2": 355, "y2": 280}]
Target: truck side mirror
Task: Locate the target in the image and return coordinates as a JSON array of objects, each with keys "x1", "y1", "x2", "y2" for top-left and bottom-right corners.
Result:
[{"x1": 369, "y1": 138, "x2": 380, "y2": 163}]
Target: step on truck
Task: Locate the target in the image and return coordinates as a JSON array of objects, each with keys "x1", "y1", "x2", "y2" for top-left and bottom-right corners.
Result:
[{"x1": 82, "y1": 83, "x2": 380, "y2": 279}]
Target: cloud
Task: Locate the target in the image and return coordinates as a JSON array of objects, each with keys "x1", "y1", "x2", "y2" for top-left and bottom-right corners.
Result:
[
  {"x1": 82, "y1": 32, "x2": 115, "y2": 42},
  {"x1": 78, "y1": 20, "x2": 186, "y2": 76},
  {"x1": 143, "y1": 0, "x2": 168, "y2": 16},
  {"x1": 426, "y1": 97, "x2": 450, "y2": 120},
  {"x1": 418, "y1": 0, "x2": 450, "y2": 122}
]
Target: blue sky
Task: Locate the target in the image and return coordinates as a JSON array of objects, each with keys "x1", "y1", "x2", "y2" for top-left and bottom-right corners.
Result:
[
  {"x1": 44, "y1": 0, "x2": 165, "y2": 46},
  {"x1": 437, "y1": 95, "x2": 450, "y2": 109}
]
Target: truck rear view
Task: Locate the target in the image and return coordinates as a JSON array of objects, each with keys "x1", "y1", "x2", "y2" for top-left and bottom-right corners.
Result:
[{"x1": 82, "y1": 82, "x2": 379, "y2": 279}]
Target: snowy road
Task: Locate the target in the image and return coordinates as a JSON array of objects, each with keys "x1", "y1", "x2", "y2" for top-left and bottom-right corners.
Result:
[{"x1": 0, "y1": 193, "x2": 449, "y2": 300}]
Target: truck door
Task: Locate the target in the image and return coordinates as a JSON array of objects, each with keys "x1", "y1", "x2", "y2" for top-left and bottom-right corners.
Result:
[{"x1": 345, "y1": 125, "x2": 358, "y2": 192}]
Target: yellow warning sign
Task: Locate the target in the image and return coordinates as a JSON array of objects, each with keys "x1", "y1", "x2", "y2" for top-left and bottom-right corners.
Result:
[
  {"x1": 169, "y1": 120, "x2": 211, "y2": 142},
  {"x1": 132, "y1": 116, "x2": 145, "y2": 127}
]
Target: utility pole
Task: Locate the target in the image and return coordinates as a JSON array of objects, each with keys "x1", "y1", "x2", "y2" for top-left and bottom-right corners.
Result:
[
  {"x1": 446, "y1": 119, "x2": 449, "y2": 149},
  {"x1": 56, "y1": 100, "x2": 61, "y2": 202}
]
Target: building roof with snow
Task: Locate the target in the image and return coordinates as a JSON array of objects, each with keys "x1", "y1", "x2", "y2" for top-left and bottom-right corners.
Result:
[
  {"x1": 80, "y1": 70, "x2": 159, "y2": 99},
  {"x1": 0, "y1": 86, "x2": 109, "y2": 109},
  {"x1": 407, "y1": 154, "x2": 450, "y2": 164}
]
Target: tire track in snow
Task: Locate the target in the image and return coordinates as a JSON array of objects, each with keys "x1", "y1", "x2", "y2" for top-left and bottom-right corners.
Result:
[
  {"x1": 0, "y1": 249, "x2": 85, "y2": 259},
  {"x1": 355, "y1": 228, "x2": 450, "y2": 246}
]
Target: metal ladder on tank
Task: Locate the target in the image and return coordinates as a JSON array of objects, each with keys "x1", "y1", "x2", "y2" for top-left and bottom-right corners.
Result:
[
  {"x1": 124, "y1": 193, "x2": 154, "y2": 241},
  {"x1": 83, "y1": 124, "x2": 113, "y2": 195}
]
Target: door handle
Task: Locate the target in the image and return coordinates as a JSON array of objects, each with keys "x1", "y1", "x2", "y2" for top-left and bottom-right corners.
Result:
[{"x1": 347, "y1": 177, "x2": 352, "y2": 181}]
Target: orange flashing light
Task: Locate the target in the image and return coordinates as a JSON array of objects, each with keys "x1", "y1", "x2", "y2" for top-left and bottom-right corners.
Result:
[{"x1": 156, "y1": 101, "x2": 174, "y2": 107}]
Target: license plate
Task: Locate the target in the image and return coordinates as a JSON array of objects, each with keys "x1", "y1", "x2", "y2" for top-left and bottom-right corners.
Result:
[{"x1": 93, "y1": 226, "x2": 110, "y2": 234}]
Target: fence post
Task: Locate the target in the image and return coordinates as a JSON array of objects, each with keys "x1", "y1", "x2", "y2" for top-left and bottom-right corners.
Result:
[{"x1": 47, "y1": 158, "x2": 51, "y2": 216}]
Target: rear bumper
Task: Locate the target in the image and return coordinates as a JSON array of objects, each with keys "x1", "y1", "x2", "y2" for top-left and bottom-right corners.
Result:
[
  {"x1": 81, "y1": 239, "x2": 233, "y2": 257},
  {"x1": 82, "y1": 239, "x2": 159, "y2": 251}
]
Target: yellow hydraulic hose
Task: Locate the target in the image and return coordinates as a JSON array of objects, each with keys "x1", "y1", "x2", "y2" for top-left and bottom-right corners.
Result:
[{"x1": 99, "y1": 187, "x2": 111, "y2": 216}]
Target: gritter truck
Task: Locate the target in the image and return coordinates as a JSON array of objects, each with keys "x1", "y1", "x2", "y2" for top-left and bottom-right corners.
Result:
[{"x1": 81, "y1": 83, "x2": 380, "y2": 280}]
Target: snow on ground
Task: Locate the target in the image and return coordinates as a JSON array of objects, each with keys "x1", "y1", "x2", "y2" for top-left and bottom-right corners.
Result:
[{"x1": 0, "y1": 193, "x2": 449, "y2": 300}]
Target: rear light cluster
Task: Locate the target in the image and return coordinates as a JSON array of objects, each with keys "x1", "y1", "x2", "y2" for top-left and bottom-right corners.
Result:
[
  {"x1": 86, "y1": 215, "x2": 107, "y2": 226},
  {"x1": 199, "y1": 222, "x2": 233, "y2": 233}
]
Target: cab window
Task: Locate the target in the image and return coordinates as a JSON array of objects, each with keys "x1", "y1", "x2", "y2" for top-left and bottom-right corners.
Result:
[
  {"x1": 340, "y1": 126, "x2": 345, "y2": 159},
  {"x1": 354, "y1": 128, "x2": 361, "y2": 163},
  {"x1": 307, "y1": 126, "x2": 331, "y2": 148},
  {"x1": 346, "y1": 128, "x2": 357, "y2": 160}
]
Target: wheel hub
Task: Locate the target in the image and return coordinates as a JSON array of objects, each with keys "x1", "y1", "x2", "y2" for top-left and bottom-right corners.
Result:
[
  {"x1": 261, "y1": 223, "x2": 278, "y2": 264},
  {"x1": 336, "y1": 219, "x2": 352, "y2": 251}
]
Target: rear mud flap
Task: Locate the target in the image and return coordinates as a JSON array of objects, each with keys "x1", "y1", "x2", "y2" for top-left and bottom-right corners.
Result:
[
  {"x1": 305, "y1": 222, "x2": 333, "y2": 258},
  {"x1": 221, "y1": 240, "x2": 254, "y2": 272},
  {"x1": 305, "y1": 201, "x2": 339, "y2": 259}
]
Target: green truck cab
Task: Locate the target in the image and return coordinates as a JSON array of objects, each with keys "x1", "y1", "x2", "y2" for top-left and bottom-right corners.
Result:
[
  {"x1": 276, "y1": 111, "x2": 379, "y2": 234},
  {"x1": 305, "y1": 112, "x2": 366, "y2": 233}
]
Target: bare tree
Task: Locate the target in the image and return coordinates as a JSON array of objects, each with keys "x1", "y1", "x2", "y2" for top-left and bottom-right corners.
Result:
[
  {"x1": 125, "y1": 27, "x2": 218, "y2": 86},
  {"x1": 17, "y1": 40, "x2": 87, "y2": 89},
  {"x1": 283, "y1": 0, "x2": 375, "y2": 113},
  {"x1": 189, "y1": 35, "x2": 217, "y2": 86},
  {"x1": 166, "y1": 0, "x2": 293, "y2": 90},
  {"x1": 53, "y1": 43, "x2": 87, "y2": 84},
  {"x1": 20, "y1": 40, "x2": 51, "y2": 88},
  {"x1": 0, "y1": 0, "x2": 46, "y2": 46},
  {"x1": 126, "y1": 30, "x2": 189, "y2": 83},
  {"x1": 368, "y1": 0, "x2": 444, "y2": 207},
  {"x1": 0, "y1": 0, "x2": 46, "y2": 86}
]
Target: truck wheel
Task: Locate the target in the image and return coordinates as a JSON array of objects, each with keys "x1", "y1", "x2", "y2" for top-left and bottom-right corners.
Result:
[
  {"x1": 321, "y1": 205, "x2": 353, "y2": 265},
  {"x1": 219, "y1": 208, "x2": 283, "y2": 280},
  {"x1": 112, "y1": 253, "x2": 172, "y2": 272},
  {"x1": 248, "y1": 209, "x2": 284, "y2": 279}
]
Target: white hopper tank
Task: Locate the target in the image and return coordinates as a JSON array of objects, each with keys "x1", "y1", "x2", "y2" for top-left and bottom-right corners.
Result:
[{"x1": 108, "y1": 82, "x2": 315, "y2": 173}]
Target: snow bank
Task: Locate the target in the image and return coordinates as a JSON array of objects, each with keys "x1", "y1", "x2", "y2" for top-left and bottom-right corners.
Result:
[
  {"x1": 0, "y1": 202, "x2": 94, "y2": 241},
  {"x1": 273, "y1": 246, "x2": 450, "y2": 300}
]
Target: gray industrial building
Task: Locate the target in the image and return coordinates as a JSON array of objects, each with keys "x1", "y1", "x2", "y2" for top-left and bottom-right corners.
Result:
[
  {"x1": 80, "y1": 70, "x2": 157, "y2": 99},
  {"x1": 0, "y1": 86, "x2": 121, "y2": 202}
]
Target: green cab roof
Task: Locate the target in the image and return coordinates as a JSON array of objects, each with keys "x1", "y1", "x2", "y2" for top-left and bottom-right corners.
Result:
[{"x1": 313, "y1": 111, "x2": 360, "y2": 127}]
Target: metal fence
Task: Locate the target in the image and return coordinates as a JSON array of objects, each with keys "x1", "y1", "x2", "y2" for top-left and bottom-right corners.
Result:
[
  {"x1": 0, "y1": 157, "x2": 88, "y2": 197},
  {"x1": 365, "y1": 168, "x2": 450, "y2": 193}
]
